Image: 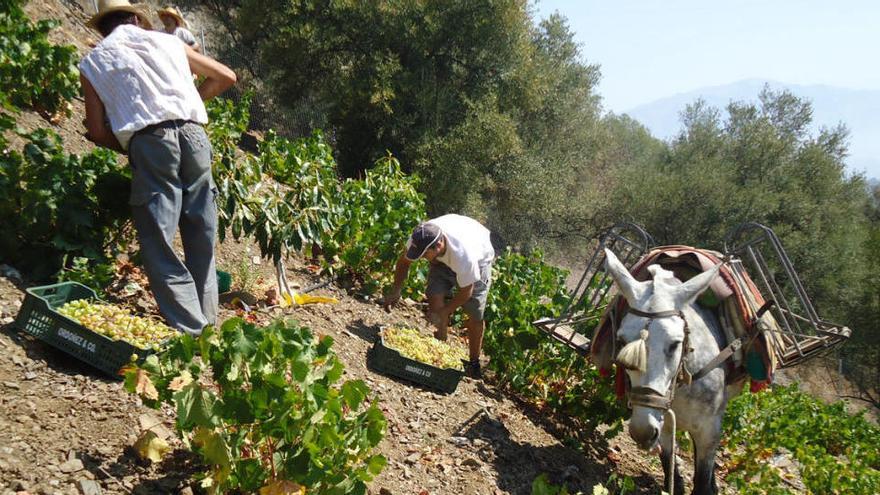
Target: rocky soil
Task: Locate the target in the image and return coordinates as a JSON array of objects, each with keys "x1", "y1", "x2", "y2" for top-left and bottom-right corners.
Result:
[{"x1": 0, "y1": 245, "x2": 672, "y2": 495}]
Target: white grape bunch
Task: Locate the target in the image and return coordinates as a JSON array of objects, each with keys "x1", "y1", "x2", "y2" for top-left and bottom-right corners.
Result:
[
  {"x1": 57, "y1": 299, "x2": 177, "y2": 351},
  {"x1": 382, "y1": 327, "x2": 468, "y2": 370}
]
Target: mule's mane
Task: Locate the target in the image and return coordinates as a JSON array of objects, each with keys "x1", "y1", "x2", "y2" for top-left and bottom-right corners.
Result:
[{"x1": 646, "y1": 264, "x2": 683, "y2": 287}]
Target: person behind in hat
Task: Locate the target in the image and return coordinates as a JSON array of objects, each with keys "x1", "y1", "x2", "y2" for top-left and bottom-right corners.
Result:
[
  {"x1": 384, "y1": 214, "x2": 495, "y2": 378},
  {"x1": 79, "y1": 0, "x2": 236, "y2": 335},
  {"x1": 157, "y1": 6, "x2": 201, "y2": 52}
]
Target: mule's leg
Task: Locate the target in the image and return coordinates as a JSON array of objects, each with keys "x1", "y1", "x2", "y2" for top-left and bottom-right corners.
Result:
[
  {"x1": 659, "y1": 421, "x2": 685, "y2": 495},
  {"x1": 690, "y1": 419, "x2": 721, "y2": 495}
]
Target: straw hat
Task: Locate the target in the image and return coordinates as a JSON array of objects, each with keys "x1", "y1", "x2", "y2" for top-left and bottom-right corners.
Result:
[
  {"x1": 87, "y1": 0, "x2": 153, "y2": 31},
  {"x1": 156, "y1": 6, "x2": 187, "y2": 28}
]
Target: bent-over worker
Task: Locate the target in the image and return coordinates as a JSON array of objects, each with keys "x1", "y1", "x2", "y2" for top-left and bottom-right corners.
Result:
[{"x1": 384, "y1": 214, "x2": 495, "y2": 378}]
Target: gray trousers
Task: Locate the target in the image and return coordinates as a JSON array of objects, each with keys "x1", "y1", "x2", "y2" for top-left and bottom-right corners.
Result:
[
  {"x1": 426, "y1": 261, "x2": 492, "y2": 320},
  {"x1": 128, "y1": 120, "x2": 217, "y2": 335}
]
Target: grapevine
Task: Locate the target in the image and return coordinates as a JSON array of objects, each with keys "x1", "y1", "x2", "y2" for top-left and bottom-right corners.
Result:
[
  {"x1": 383, "y1": 327, "x2": 468, "y2": 370},
  {"x1": 0, "y1": 0, "x2": 80, "y2": 115},
  {"x1": 57, "y1": 300, "x2": 177, "y2": 350},
  {"x1": 124, "y1": 318, "x2": 387, "y2": 493}
]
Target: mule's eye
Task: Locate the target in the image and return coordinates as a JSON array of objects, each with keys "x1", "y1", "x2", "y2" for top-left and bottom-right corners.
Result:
[{"x1": 667, "y1": 341, "x2": 682, "y2": 355}]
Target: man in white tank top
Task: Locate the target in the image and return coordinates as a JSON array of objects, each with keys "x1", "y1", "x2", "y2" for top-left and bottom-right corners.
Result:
[
  {"x1": 79, "y1": 0, "x2": 236, "y2": 335},
  {"x1": 384, "y1": 214, "x2": 495, "y2": 378}
]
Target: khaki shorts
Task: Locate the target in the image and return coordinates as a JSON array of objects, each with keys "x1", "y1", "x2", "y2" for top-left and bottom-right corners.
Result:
[{"x1": 426, "y1": 262, "x2": 492, "y2": 321}]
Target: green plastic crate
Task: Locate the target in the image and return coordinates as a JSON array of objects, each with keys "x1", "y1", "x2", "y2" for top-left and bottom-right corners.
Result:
[
  {"x1": 14, "y1": 282, "x2": 160, "y2": 377},
  {"x1": 216, "y1": 270, "x2": 232, "y2": 293},
  {"x1": 367, "y1": 334, "x2": 464, "y2": 394}
]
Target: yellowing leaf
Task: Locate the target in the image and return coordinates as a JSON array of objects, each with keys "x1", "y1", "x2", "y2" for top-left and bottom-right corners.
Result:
[
  {"x1": 168, "y1": 370, "x2": 193, "y2": 391},
  {"x1": 134, "y1": 368, "x2": 159, "y2": 400},
  {"x1": 259, "y1": 479, "x2": 306, "y2": 495},
  {"x1": 133, "y1": 430, "x2": 170, "y2": 463},
  {"x1": 592, "y1": 485, "x2": 610, "y2": 495},
  {"x1": 279, "y1": 289, "x2": 337, "y2": 306},
  {"x1": 293, "y1": 292, "x2": 338, "y2": 305},
  {"x1": 280, "y1": 291, "x2": 294, "y2": 308},
  {"x1": 192, "y1": 427, "x2": 232, "y2": 491}
]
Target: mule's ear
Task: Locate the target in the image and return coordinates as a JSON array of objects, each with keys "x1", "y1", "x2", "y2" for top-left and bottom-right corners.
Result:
[
  {"x1": 673, "y1": 263, "x2": 721, "y2": 306},
  {"x1": 604, "y1": 248, "x2": 647, "y2": 305}
]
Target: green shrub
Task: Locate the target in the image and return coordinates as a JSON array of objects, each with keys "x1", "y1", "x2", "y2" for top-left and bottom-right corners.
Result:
[
  {"x1": 125, "y1": 318, "x2": 387, "y2": 494},
  {"x1": 723, "y1": 384, "x2": 880, "y2": 494},
  {"x1": 0, "y1": 128, "x2": 131, "y2": 280},
  {"x1": 484, "y1": 250, "x2": 625, "y2": 432},
  {"x1": 0, "y1": 0, "x2": 79, "y2": 114},
  {"x1": 56, "y1": 255, "x2": 116, "y2": 295},
  {"x1": 322, "y1": 155, "x2": 426, "y2": 296},
  {"x1": 209, "y1": 97, "x2": 340, "y2": 262}
]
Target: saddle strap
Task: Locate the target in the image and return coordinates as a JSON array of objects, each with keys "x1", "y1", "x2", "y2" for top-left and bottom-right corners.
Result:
[{"x1": 691, "y1": 338, "x2": 742, "y2": 382}]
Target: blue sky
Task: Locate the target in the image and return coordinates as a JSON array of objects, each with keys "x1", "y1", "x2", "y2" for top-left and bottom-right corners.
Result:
[{"x1": 532, "y1": 0, "x2": 880, "y2": 112}]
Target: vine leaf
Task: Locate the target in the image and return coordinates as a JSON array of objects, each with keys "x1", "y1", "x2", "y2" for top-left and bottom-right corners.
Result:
[
  {"x1": 193, "y1": 427, "x2": 233, "y2": 492},
  {"x1": 134, "y1": 368, "x2": 159, "y2": 400},
  {"x1": 133, "y1": 430, "x2": 170, "y2": 463},
  {"x1": 174, "y1": 383, "x2": 217, "y2": 428},
  {"x1": 168, "y1": 370, "x2": 193, "y2": 392},
  {"x1": 259, "y1": 479, "x2": 305, "y2": 495}
]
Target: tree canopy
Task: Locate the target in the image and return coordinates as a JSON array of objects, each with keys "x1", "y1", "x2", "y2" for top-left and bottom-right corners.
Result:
[{"x1": 190, "y1": 1, "x2": 877, "y2": 397}]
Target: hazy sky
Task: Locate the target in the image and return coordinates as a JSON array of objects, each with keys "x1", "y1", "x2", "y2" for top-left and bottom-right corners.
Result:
[{"x1": 533, "y1": 0, "x2": 880, "y2": 112}]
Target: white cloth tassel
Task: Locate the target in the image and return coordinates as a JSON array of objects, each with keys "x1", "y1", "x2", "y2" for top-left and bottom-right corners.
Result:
[{"x1": 618, "y1": 329, "x2": 649, "y2": 372}]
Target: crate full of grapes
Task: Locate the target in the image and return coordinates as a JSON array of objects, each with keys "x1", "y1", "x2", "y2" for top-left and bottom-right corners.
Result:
[
  {"x1": 15, "y1": 282, "x2": 177, "y2": 377},
  {"x1": 368, "y1": 327, "x2": 466, "y2": 394}
]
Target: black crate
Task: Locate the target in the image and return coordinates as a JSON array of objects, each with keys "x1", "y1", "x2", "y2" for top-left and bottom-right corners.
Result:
[
  {"x1": 368, "y1": 334, "x2": 464, "y2": 394},
  {"x1": 15, "y1": 282, "x2": 158, "y2": 378}
]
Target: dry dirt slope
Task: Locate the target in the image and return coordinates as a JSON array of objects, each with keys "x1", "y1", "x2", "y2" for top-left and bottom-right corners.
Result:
[{"x1": 0, "y1": 248, "x2": 669, "y2": 495}]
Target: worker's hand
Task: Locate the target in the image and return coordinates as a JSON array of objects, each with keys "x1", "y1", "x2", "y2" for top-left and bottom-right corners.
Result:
[{"x1": 382, "y1": 286, "x2": 402, "y2": 312}]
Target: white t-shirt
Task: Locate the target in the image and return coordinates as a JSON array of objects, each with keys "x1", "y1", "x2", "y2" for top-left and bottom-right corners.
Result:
[
  {"x1": 79, "y1": 25, "x2": 208, "y2": 150},
  {"x1": 409, "y1": 214, "x2": 494, "y2": 287}
]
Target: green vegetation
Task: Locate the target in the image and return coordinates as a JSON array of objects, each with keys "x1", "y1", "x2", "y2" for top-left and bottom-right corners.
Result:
[
  {"x1": 124, "y1": 318, "x2": 387, "y2": 494},
  {"x1": 485, "y1": 251, "x2": 626, "y2": 433},
  {"x1": 0, "y1": 0, "x2": 79, "y2": 115},
  {"x1": 186, "y1": 0, "x2": 621, "y2": 251},
  {"x1": 531, "y1": 473, "x2": 635, "y2": 495},
  {"x1": 0, "y1": 1, "x2": 131, "y2": 282},
  {"x1": 321, "y1": 155, "x2": 425, "y2": 296},
  {"x1": 209, "y1": 96, "x2": 342, "y2": 262},
  {"x1": 724, "y1": 385, "x2": 880, "y2": 494},
  {"x1": 0, "y1": 127, "x2": 131, "y2": 280}
]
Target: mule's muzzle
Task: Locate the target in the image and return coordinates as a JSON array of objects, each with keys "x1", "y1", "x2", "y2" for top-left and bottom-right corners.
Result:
[{"x1": 629, "y1": 419, "x2": 661, "y2": 451}]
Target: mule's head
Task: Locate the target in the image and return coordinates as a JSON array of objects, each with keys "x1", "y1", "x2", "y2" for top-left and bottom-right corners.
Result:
[{"x1": 604, "y1": 249, "x2": 719, "y2": 450}]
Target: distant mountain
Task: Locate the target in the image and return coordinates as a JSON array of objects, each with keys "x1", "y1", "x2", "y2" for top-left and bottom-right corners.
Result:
[{"x1": 625, "y1": 79, "x2": 880, "y2": 179}]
